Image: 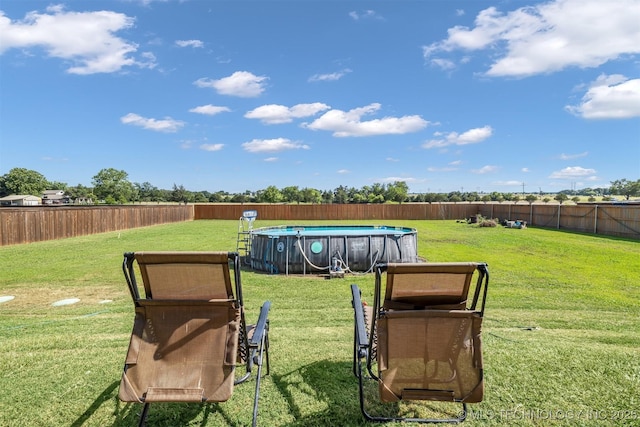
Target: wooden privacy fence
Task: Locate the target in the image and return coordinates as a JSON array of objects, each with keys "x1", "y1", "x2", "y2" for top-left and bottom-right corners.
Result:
[
  {"x1": 0, "y1": 205, "x2": 193, "y2": 246},
  {"x1": 194, "y1": 203, "x2": 477, "y2": 221},
  {"x1": 2, "y1": 203, "x2": 638, "y2": 246},
  {"x1": 477, "y1": 203, "x2": 640, "y2": 239},
  {"x1": 196, "y1": 203, "x2": 640, "y2": 239}
]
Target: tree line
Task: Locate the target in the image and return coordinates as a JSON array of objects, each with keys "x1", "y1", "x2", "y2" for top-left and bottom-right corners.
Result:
[{"x1": 1, "y1": 167, "x2": 639, "y2": 205}]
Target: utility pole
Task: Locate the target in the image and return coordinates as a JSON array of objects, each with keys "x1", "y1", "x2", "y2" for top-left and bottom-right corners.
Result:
[{"x1": 522, "y1": 182, "x2": 525, "y2": 196}]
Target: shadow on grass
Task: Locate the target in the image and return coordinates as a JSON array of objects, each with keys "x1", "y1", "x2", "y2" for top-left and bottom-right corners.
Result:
[
  {"x1": 71, "y1": 380, "x2": 236, "y2": 427},
  {"x1": 272, "y1": 359, "x2": 366, "y2": 427}
]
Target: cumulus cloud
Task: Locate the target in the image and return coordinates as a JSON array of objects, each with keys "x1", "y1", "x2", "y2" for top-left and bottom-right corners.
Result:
[
  {"x1": 549, "y1": 166, "x2": 597, "y2": 179},
  {"x1": 199, "y1": 143, "x2": 224, "y2": 151},
  {"x1": 565, "y1": 74, "x2": 640, "y2": 119},
  {"x1": 176, "y1": 39, "x2": 203, "y2": 48},
  {"x1": 423, "y1": 125, "x2": 493, "y2": 149},
  {"x1": 349, "y1": 10, "x2": 383, "y2": 21},
  {"x1": 242, "y1": 138, "x2": 310, "y2": 153},
  {"x1": 245, "y1": 103, "x2": 330, "y2": 124},
  {"x1": 303, "y1": 103, "x2": 428, "y2": 137},
  {"x1": 559, "y1": 151, "x2": 589, "y2": 160},
  {"x1": 472, "y1": 165, "x2": 499, "y2": 174},
  {"x1": 423, "y1": 0, "x2": 640, "y2": 77},
  {"x1": 308, "y1": 69, "x2": 352, "y2": 82},
  {"x1": 0, "y1": 5, "x2": 152, "y2": 74},
  {"x1": 194, "y1": 71, "x2": 267, "y2": 97},
  {"x1": 120, "y1": 113, "x2": 184, "y2": 132},
  {"x1": 189, "y1": 105, "x2": 231, "y2": 116},
  {"x1": 427, "y1": 167, "x2": 458, "y2": 172}
]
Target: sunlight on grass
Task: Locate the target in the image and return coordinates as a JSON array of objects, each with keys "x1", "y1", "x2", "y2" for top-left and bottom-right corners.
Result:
[{"x1": 1, "y1": 220, "x2": 638, "y2": 426}]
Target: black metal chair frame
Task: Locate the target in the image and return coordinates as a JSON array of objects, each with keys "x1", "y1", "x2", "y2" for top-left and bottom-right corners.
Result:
[
  {"x1": 351, "y1": 262, "x2": 489, "y2": 424},
  {"x1": 122, "y1": 251, "x2": 271, "y2": 427}
]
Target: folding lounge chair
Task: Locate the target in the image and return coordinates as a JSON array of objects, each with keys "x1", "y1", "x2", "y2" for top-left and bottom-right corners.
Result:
[
  {"x1": 351, "y1": 262, "x2": 489, "y2": 423},
  {"x1": 119, "y1": 251, "x2": 271, "y2": 427}
]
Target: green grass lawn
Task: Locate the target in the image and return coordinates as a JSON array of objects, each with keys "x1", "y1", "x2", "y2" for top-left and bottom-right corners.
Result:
[{"x1": 1, "y1": 220, "x2": 639, "y2": 426}]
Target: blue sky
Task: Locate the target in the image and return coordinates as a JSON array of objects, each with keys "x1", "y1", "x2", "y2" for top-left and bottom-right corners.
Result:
[{"x1": 1, "y1": 0, "x2": 639, "y2": 194}]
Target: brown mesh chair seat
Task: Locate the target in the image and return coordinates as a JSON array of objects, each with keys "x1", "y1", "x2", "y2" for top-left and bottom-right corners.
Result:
[
  {"x1": 352, "y1": 262, "x2": 488, "y2": 423},
  {"x1": 119, "y1": 252, "x2": 270, "y2": 427}
]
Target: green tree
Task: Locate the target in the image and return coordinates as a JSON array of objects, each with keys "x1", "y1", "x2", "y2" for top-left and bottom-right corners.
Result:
[
  {"x1": 135, "y1": 182, "x2": 160, "y2": 202},
  {"x1": 92, "y1": 168, "x2": 135, "y2": 203},
  {"x1": 610, "y1": 179, "x2": 640, "y2": 200},
  {"x1": 333, "y1": 186, "x2": 349, "y2": 204},
  {"x1": 282, "y1": 186, "x2": 301, "y2": 204},
  {"x1": 66, "y1": 184, "x2": 96, "y2": 203},
  {"x1": 0, "y1": 168, "x2": 49, "y2": 196},
  {"x1": 554, "y1": 193, "x2": 569, "y2": 204},
  {"x1": 525, "y1": 194, "x2": 538, "y2": 204},
  {"x1": 258, "y1": 185, "x2": 283, "y2": 203},
  {"x1": 386, "y1": 181, "x2": 409, "y2": 204},
  {"x1": 171, "y1": 184, "x2": 192, "y2": 203},
  {"x1": 301, "y1": 187, "x2": 321, "y2": 204}
]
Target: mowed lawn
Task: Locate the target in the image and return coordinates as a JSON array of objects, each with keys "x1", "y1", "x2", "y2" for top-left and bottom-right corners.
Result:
[{"x1": 1, "y1": 219, "x2": 638, "y2": 426}]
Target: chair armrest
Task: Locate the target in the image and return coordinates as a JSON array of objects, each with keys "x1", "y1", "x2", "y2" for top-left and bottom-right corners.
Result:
[
  {"x1": 249, "y1": 301, "x2": 271, "y2": 348},
  {"x1": 351, "y1": 285, "x2": 369, "y2": 352}
]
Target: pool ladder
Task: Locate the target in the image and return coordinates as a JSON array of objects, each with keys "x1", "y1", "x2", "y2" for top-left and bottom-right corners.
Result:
[{"x1": 236, "y1": 216, "x2": 253, "y2": 264}]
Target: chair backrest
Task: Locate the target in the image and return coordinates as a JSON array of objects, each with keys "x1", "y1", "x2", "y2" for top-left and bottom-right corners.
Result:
[
  {"x1": 370, "y1": 262, "x2": 488, "y2": 404},
  {"x1": 119, "y1": 251, "x2": 243, "y2": 404},
  {"x1": 377, "y1": 309, "x2": 484, "y2": 403},
  {"x1": 382, "y1": 262, "x2": 480, "y2": 310},
  {"x1": 133, "y1": 251, "x2": 235, "y2": 300}
]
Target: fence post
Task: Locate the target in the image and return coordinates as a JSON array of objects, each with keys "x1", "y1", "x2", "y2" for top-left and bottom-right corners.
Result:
[
  {"x1": 530, "y1": 203, "x2": 533, "y2": 226},
  {"x1": 557, "y1": 204, "x2": 561, "y2": 229},
  {"x1": 594, "y1": 205, "x2": 598, "y2": 234}
]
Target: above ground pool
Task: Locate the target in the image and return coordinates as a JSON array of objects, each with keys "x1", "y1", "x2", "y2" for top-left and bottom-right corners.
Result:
[{"x1": 249, "y1": 225, "x2": 418, "y2": 275}]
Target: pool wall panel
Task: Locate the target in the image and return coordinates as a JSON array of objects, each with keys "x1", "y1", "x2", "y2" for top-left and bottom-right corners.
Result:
[{"x1": 250, "y1": 225, "x2": 418, "y2": 274}]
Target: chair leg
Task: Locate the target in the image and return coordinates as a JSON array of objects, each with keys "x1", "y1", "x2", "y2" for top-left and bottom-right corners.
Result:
[
  {"x1": 138, "y1": 403, "x2": 150, "y2": 427},
  {"x1": 251, "y1": 332, "x2": 267, "y2": 427}
]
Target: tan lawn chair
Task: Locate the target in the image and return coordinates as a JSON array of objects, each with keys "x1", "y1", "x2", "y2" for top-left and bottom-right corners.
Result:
[
  {"x1": 351, "y1": 262, "x2": 488, "y2": 423},
  {"x1": 119, "y1": 251, "x2": 270, "y2": 427}
]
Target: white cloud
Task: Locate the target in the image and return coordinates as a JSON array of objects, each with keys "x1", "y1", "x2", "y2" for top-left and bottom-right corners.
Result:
[
  {"x1": 337, "y1": 169, "x2": 350, "y2": 174},
  {"x1": 245, "y1": 103, "x2": 330, "y2": 124},
  {"x1": 120, "y1": 113, "x2": 184, "y2": 133},
  {"x1": 189, "y1": 105, "x2": 231, "y2": 116},
  {"x1": 549, "y1": 166, "x2": 597, "y2": 179},
  {"x1": 427, "y1": 167, "x2": 458, "y2": 172},
  {"x1": 242, "y1": 138, "x2": 310, "y2": 153},
  {"x1": 349, "y1": 10, "x2": 382, "y2": 21},
  {"x1": 176, "y1": 39, "x2": 203, "y2": 48},
  {"x1": 472, "y1": 165, "x2": 498, "y2": 174},
  {"x1": 423, "y1": 0, "x2": 640, "y2": 77},
  {"x1": 199, "y1": 143, "x2": 224, "y2": 151},
  {"x1": 264, "y1": 157, "x2": 279, "y2": 162},
  {"x1": 303, "y1": 103, "x2": 428, "y2": 137},
  {"x1": 559, "y1": 151, "x2": 589, "y2": 160},
  {"x1": 194, "y1": 71, "x2": 268, "y2": 97},
  {"x1": 494, "y1": 180, "x2": 524, "y2": 186},
  {"x1": 308, "y1": 69, "x2": 352, "y2": 82},
  {"x1": 423, "y1": 125, "x2": 493, "y2": 149},
  {"x1": 565, "y1": 74, "x2": 640, "y2": 119},
  {"x1": 521, "y1": 167, "x2": 530, "y2": 172},
  {"x1": 0, "y1": 6, "x2": 153, "y2": 75}
]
